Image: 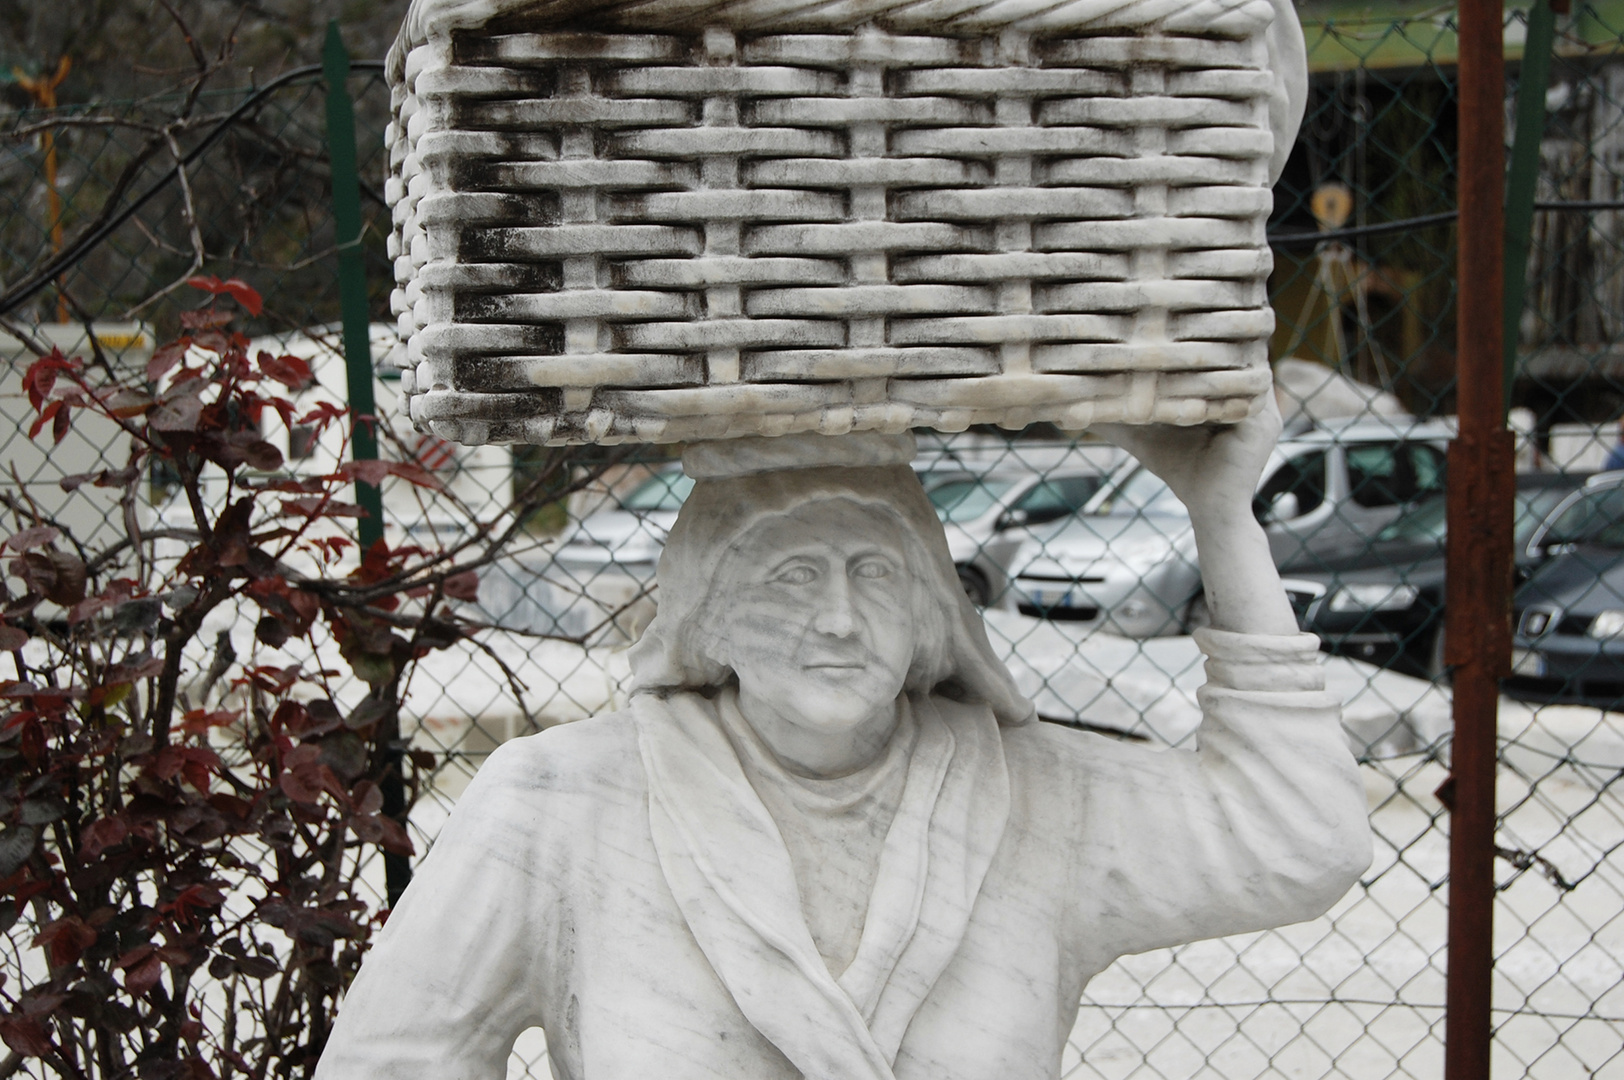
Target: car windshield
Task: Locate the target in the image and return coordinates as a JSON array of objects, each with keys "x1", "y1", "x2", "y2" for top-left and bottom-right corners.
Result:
[
  {"x1": 1377, "y1": 496, "x2": 1447, "y2": 542},
  {"x1": 1092, "y1": 467, "x2": 1188, "y2": 517},
  {"x1": 927, "y1": 478, "x2": 1016, "y2": 522},
  {"x1": 1542, "y1": 485, "x2": 1624, "y2": 549},
  {"x1": 1369, "y1": 486, "x2": 1574, "y2": 546},
  {"x1": 1515, "y1": 487, "x2": 1579, "y2": 549},
  {"x1": 620, "y1": 472, "x2": 694, "y2": 512}
]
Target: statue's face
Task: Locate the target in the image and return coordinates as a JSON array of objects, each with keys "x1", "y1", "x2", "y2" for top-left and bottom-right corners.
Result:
[{"x1": 711, "y1": 500, "x2": 918, "y2": 739}]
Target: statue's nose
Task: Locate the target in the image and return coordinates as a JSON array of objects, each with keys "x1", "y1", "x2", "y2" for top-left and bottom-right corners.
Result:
[{"x1": 811, "y1": 575, "x2": 858, "y2": 638}]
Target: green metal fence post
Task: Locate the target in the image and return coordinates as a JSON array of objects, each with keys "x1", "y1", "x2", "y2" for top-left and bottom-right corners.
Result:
[
  {"x1": 323, "y1": 21, "x2": 384, "y2": 550},
  {"x1": 324, "y1": 21, "x2": 411, "y2": 906},
  {"x1": 1504, "y1": 0, "x2": 1563, "y2": 409}
]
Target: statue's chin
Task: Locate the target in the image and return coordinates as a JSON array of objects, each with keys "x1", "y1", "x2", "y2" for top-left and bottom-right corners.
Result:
[{"x1": 740, "y1": 675, "x2": 903, "y2": 748}]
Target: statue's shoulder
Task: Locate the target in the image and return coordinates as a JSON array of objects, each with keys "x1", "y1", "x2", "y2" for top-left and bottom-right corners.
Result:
[
  {"x1": 1000, "y1": 718, "x2": 1152, "y2": 781},
  {"x1": 471, "y1": 709, "x2": 646, "y2": 804},
  {"x1": 426, "y1": 711, "x2": 646, "y2": 888}
]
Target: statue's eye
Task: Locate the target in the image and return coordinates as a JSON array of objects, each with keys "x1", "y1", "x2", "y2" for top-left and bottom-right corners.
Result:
[
  {"x1": 852, "y1": 559, "x2": 890, "y2": 580},
  {"x1": 776, "y1": 565, "x2": 817, "y2": 585}
]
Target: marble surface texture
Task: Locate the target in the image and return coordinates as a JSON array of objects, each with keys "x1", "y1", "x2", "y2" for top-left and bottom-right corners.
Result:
[
  {"x1": 317, "y1": 422, "x2": 1374, "y2": 1080},
  {"x1": 382, "y1": 0, "x2": 1309, "y2": 445}
]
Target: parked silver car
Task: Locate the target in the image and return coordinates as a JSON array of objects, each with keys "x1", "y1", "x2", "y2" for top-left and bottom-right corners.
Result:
[
  {"x1": 479, "y1": 467, "x2": 691, "y2": 641},
  {"x1": 923, "y1": 469, "x2": 1113, "y2": 605},
  {"x1": 1003, "y1": 418, "x2": 1455, "y2": 636}
]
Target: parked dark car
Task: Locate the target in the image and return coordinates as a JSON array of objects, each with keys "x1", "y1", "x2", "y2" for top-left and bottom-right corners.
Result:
[
  {"x1": 1288, "y1": 473, "x2": 1586, "y2": 677},
  {"x1": 1508, "y1": 472, "x2": 1624, "y2": 706}
]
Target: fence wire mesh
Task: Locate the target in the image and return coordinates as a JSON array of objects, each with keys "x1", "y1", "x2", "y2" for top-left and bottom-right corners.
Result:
[{"x1": 5, "y1": 8, "x2": 1624, "y2": 1077}]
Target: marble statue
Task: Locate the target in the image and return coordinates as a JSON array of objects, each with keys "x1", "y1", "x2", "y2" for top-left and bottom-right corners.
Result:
[
  {"x1": 316, "y1": 0, "x2": 1373, "y2": 1073},
  {"x1": 316, "y1": 406, "x2": 1372, "y2": 1080}
]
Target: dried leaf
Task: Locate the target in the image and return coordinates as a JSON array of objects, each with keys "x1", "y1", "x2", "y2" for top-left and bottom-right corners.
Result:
[
  {"x1": 104, "y1": 389, "x2": 154, "y2": 418},
  {"x1": 318, "y1": 733, "x2": 368, "y2": 781},
  {"x1": 188, "y1": 275, "x2": 262, "y2": 316},
  {"x1": 257, "y1": 352, "x2": 312, "y2": 389},
  {"x1": 4, "y1": 527, "x2": 58, "y2": 553},
  {"x1": 305, "y1": 700, "x2": 343, "y2": 735},
  {"x1": 344, "y1": 651, "x2": 394, "y2": 687},
  {"x1": 242, "y1": 440, "x2": 284, "y2": 472},
  {"x1": 43, "y1": 552, "x2": 86, "y2": 606},
  {"x1": 0, "y1": 824, "x2": 37, "y2": 878},
  {"x1": 234, "y1": 954, "x2": 279, "y2": 979},
  {"x1": 112, "y1": 598, "x2": 163, "y2": 634},
  {"x1": 338, "y1": 459, "x2": 392, "y2": 486},
  {"x1": 255, "y1": 617, "x2": 290, "y2": 649},
  {"x1": 443, "y1": 571, "x2": 481, "y2": 601},
  {"x1": 279, "y1": 497, "x2": 364, "y2": 518},
  {"x1": 177, "y1": 309, "x2": 233, "y2": 332},
  {"x1": 278, "y1": 767, "x2": 322, "y2": 805},
  {"x1": 80, "y1": 816, "x2": 129, "y2": 861},
  {"x1": 121, "y1": 951, "x2": 164, "y2": 995},
  {"x1": 18, "y1": 797, "x2": 65, "y2": 825},
  {"x1": 147, "y1": 342, "x2": 188, "y2": 383},
  {"x1": 345, "y1": 696, "x2": 388, "y2": 731},
  {"x1": 33, "y1": 916, "x2": 97, "y2": 967},
  {"x1": 0, "y1": 1016, "x2": 53, "y2": 1058},
  {"x1": 150, "y1": 395, "x2": 204, "y2": 433},
  {"x1": 67, "y1": 595, "x2": 110, "y2": 624},
  {"x1": 351, "y1": 781, "x2": 383, "y2": 817},
  {"x1": 26, "y1": 401, "x2": 58, "y2": 442},
  {"x1": 376, "y1": 815, "x2": 415, "y2": 857}
]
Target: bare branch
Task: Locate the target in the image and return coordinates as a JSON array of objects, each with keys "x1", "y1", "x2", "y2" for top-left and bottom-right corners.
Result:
[
  {"x1": 7, "y1": 115, "x2": 167, "y2": 140},
  {"x1": 122, "y1": 129, "x2": 207, "y2": 318}
]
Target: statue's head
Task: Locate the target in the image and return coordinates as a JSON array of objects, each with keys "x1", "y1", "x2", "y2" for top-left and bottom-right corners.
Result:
[
  {"x1": 696, "y1": 495, "x2": 940, "y2": 737},
  {"x1": 628, "y1": 434, "x2": 1033, "y2": 729}
]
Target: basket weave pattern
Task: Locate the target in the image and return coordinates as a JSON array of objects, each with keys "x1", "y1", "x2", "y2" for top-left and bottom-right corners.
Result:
[{"x1": 387, "y1": 22, "x2": 1279, "y2": 444}]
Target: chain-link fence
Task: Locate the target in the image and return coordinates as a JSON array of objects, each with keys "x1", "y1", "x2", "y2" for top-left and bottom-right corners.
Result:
[{"x1": 6, "y1": 8, "x2": 1624, "y2": 1077}]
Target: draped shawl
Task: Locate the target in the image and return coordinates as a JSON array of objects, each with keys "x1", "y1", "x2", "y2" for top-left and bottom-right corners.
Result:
[{"x1": 623, "y1": 441, "x2": 1035, "y2": 1077}]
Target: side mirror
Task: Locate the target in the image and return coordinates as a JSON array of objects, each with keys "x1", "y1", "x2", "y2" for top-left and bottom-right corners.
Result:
[
  {"x1": 1260, "y1": 491, "x2": 1301, "y2": 525},
  {"x1": 995, "y1": 508, "x2": 1030, "y2": 531}
]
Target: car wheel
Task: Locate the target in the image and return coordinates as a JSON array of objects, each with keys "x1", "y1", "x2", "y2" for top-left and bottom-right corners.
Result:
[
  {"x1": 1182, "y1": 593, "x2": 1211, "y2": 634},
  {"x1": 957, "y1": 565, "x2": 992, "y2": 607}
]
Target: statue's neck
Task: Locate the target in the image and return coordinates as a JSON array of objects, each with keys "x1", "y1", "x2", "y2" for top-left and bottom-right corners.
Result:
[{"x1": 734, "y1": 684, "x2": 904, "y2": 779}]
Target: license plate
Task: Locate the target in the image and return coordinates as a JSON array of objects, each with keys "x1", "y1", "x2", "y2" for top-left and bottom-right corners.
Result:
[
  {"x1": 1511, "y1": 648, "x2": 1546, "y2": 677},
  {"x1": 1029, "y1": 588, "x2": 1076, "y2": 609}
]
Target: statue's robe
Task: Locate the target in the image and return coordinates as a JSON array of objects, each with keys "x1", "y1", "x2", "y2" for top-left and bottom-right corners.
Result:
[{"x1": 316, "y1": 629, "x2": 1369, "y2": 1080}]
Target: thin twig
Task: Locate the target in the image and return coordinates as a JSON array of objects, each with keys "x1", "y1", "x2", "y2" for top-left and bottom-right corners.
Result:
[
  {"x1": 462, "y1": 632, "x2": 535, "y2": 727},
  {"x1": 7, "y1": 115, "x2": 167, "y2": 139},
  {"x1": 122, "y1": 128, "x2": 206, "y2": 318},
  {"x1": 0, "y1": 315, "x2": 51, "y2": 358}
]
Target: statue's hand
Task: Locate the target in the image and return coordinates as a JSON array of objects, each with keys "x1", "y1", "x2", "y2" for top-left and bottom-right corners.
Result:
[{"x1": 1094, "y1": 395, "x2": 1283, "y2": 521}]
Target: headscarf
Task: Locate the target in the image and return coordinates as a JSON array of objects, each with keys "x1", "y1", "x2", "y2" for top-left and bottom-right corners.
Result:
[{"x1": 626, "y1": 434, "x2": 1034, "y2": 727}]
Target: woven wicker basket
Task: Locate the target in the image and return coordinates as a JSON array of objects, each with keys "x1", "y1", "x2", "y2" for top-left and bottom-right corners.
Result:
[{"x1": 386, "y1": 0, "x2": 1297, "y2": 445}]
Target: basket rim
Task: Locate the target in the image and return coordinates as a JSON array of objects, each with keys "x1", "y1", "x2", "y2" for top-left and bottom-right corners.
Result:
[{"x1": 388, "y1": 0, "x2": 1283, "y2": 81}]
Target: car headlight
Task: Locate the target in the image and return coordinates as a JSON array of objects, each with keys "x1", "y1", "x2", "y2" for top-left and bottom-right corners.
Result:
[
  {"x1": 1327, "y1": 583, "x2": 1420, "y2": 612},
  {"x1": 1588, "y1": 610, "x2": 1624, "y2": 639}
]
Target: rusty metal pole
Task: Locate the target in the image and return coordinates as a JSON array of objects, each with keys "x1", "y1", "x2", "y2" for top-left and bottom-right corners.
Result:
[{"x1": 1444, "y1": 0, "x2": 1515, "y2": 1075}]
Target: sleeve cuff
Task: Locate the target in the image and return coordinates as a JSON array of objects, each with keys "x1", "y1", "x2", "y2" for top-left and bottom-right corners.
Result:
[{"x1": 1192, "y1": 627, "x2": 1325, "y2": 693}]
